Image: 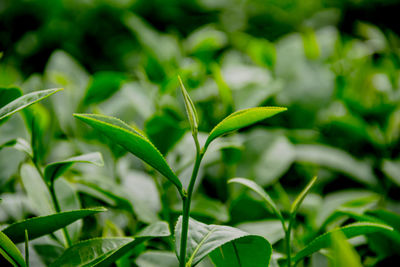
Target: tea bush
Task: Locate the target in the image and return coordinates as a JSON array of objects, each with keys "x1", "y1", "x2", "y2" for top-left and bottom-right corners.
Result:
[{"x1": 1, "y1": 0, "x2": 400, "y2": 266}]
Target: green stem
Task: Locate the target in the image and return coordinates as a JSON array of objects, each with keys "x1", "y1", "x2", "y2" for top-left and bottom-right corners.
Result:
[
  {"x1": 49, "y1": 182, "x2": 72, "y2": 247},
  {"x1": 285, "y1": 217, "x2": 294, "y2": 267},
  {"x1": 32, "y1": 160, "x2": 72, "y2": 247},
  {"x1": 179, "y1": 135, "x2": 204, "y2": 267}
]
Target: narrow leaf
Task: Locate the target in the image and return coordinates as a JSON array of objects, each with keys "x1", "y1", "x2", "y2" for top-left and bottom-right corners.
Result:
[
  {"x1": 293, "y1": 222, "x2": 393, "y2": 263},
  {"x1": 50, "y1": 221, "x2": 170, "y2": 267},
  {"x1": 73, "y1": 114, "x2": 183, "y2": 195},
  {"x1": 44, "y1": 152, "x2": 104, "y2": 184},
  {"x1": 3, "y1": 208, "x2": 106, "y2": 243},
  {"x1": 228, "y1": 177, "x2": 283, "y2": 222},
  {"x1": 175, "y1": 216, "x2": 271, "y2": 266},
  {"x1": 0, "y1": 88, "x2": 63, "y2": 121},
  {"x1": 290, "y1": 176, "x2": 317, "y2": 215},
  {"x1": 24, "y1": 230, "x2": 29, "y2": 267},
  {"x1": 178, "y1": 76, "x2": 198, "y2": 136},
  {"x1": 205, "y1": 107, "x2": 286, "y2": 149},
  {"x1": 0, "y1": 231, "x2": 26, "y2": 267}
]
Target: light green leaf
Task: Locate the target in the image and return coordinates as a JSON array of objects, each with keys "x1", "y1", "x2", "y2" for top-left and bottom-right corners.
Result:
[
  {"x1": 330, "y1": 230, "x2": 362, "y2": 267},
  {"x1": 293, "y1": 222, "x2": 393, "y2": 263},
  {"x1": 3, "y1": 208, "x2": 106, "y2": 243},
  {"x1": 175, "y1": 216, "x2": 272, "y2": 267},
  {"x1": 0, "y1": 138, "x2": 32, "y2": 157},
  {"x1": 178, "y1": 76, "x2": 198, "y2": 136},
  {"x1": 0, "y1": 231, "x2": 26, "y2": 267},
  {"x1": 44, "y1": 152, "x2": 104, "y2": 184},
  {"x1": 290, "y1": 176, "x2": 317, "y2": 215},
  {"x1": 50, "y1": 221, "x2": 170, "y2": 267},
  {"x1": 0, "y1": 88, "x2": 62, "y2": 121},
  {"x1": 205, "y1": 107, "x2": 287, "y2": 150},
  {"x1": 228, "y1": 177, "x2": 283, "y2": 223},
  {"x1": 73, "y1": 114, "x2": 183, "y2": 196}
]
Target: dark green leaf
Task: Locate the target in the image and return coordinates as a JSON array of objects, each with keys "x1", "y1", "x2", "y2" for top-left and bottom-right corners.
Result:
[
  {"x1": 83, "y1": 72, "x2": 126, "y2": 105},
  {"x1": 3, "y1": 208, "x2": 106, "y2": 243},
  {"x1": 0, "y1": 88, "x2": 62, "y2": 121},
  {"x1": 175, "y1": 216, "x2": 272, "y2": 266},
  {"x1": 73, "y1": 114, "x2": 183, "y2": 196}
]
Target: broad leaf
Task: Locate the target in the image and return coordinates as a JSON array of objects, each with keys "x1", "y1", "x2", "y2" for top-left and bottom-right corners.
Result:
[
  {"x1": 50, "y1": 221, "x2": 170, "y2": 267},
  {"x1": 330, "y1": 230, "x2": 362, "y2": 267},
  {"x1": 0, "y1": 88, "x2": 62, "y2": 121},
  {"x1": 175, "y1": 216, "x2": 272, "y2": 266},
  {"x1": 44, "y1": 152, "x2": 104, "y2": 184},
  {"x1": 3, "y1": 208, "x2": 106, "y2": 243},
  {"x1": 228, "y1": 177, "x2": 283, "y2": 222},
  {"x1": 73, "y1": 114, "x2": 183, "y2": 195},
  {"x1": 83, "y1": 71, "x2": 126, "y2": 105},
  {"x1": 204, "y1": 107, "x2": 287, "y2": 149},
  {"x1": 0, "y1": 231, "x2": 26, "y2": 267},
  {"x1": 293, "y1": 222, "x2": 393, "y2": 263}
]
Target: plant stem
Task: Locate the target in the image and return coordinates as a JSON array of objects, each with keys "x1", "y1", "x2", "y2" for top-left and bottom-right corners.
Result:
[
  {"x1": 179, "y1": 135, "x2": 203, "y2": 267},
  {"x1": 285, "y1": 218, "x2": 293, "y2": 267},
  {"x1": 32, "y1": 160, "x2": 72, "y2": 247}
]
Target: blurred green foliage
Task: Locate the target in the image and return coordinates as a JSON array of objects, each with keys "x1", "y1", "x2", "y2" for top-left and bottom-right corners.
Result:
[{"x1": 1, "y1": 0, "x2": 400, "y2": 266}]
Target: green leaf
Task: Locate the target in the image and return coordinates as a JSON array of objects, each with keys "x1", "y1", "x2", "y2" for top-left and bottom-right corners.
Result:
[
  {"x1": 83, "y1": 71, "x2": 126, "y2": 105},
  {"x1": 175, "y1": 216, "x2": 272, "y2": 267},
  {"x1": 178, "y1": 76, "x2": 198, "y2": 137},
  {"x1": 329, "y1": 230, "x2": 362, "y2": 267},
  {"x1": 293, "y1": 222, "x2": 393, "y2": 263},
  {"x1": 0, "y1": 87, "x2": 22, "y2": 109},
  {"x1": 0, "y1": 231, "x2": 26, "y2": 267},
  {"x1": 0, "y1": 138, "x2": 32, "y2": 157},
  {"x1": 44, "y1": 152, "x2": 104, "y2": 184},
  {"x1": 0, "y1": 88, "x2": 62, "y2": 121},
  {"x1": 228, "y1": 178, "x2": 283, "y2": 223},
  {"x1": 73, "y1": 113, "x2": 183, "y2": 196},
  {"x1": 2, "y1": 208, "x2": 106, "y2": 243},
  {"x1": 204, "y1": 107, "x2": 287, "y2": 150},
  {"x1": 290, "y1": 176, "x2": 317, "y2": 215},
  {"x1": 50, "y1": 221, "x2": 170, "y2": 267}
]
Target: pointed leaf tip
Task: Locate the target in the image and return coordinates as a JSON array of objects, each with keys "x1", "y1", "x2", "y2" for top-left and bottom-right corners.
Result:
[{"x1": 205, "y1": 106, "x2": 287, "y2": 149}]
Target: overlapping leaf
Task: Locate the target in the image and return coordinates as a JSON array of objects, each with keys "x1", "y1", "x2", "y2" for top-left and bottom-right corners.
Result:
[
  {"x1": 44, "y1": 152, "x2": 104, "y2": 184},
  {"x1": 175, "y1": 216, "x2": 272, "y2": 266},
  {"x1": 293, "y1": 222, "x2": 393, "y2": 263},
  {"x1": 0, "y1": 231, "x2": 26, "y2": 267},
  {"x1": 50, "y1": 221, "x2": 170, "y2": 267}
]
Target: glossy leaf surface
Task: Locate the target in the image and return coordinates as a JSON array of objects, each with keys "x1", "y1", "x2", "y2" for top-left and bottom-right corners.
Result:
[
  {"x1": 205, "y1": 107, "x2": 286, "y2": 149},
  {"x1": 73, "y1": 114, "x2": 183, "y2": 194}
]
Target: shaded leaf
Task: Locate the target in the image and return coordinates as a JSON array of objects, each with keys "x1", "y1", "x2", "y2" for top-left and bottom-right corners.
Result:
[
  {"x1": 175, "y1": 216, "x2": 272, "y2": 266},
  {"x1": 44, "y1": 152, "x2": 104, "y2": 184},
  {"x1": 228, "y1": 177, "x2": 283, "y2": 222},
  {"x1": 0, "y1": 88, "x2": 62, "y2": 121},
  {"x1": 0, "y1": 231, "x2": 26, "y2": 267},
  {"x1": 205, "y1": 107, "x2": 287, "y2": 149},
  {"x1": 73, "y1": 114, "x2": 183, "y2": 195},
  {"x1": 293, "y1": 222, "x2": 393, "y2": 263},
  {"x1": 83, "y1": 71, "x2": 126, "y2": 105},
  {"x1": 0, "y1": 138, "x2": 32, "y2": 157},
  {"x1": 3, "y1": 208, "x2": 106, "y2": 243}
]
